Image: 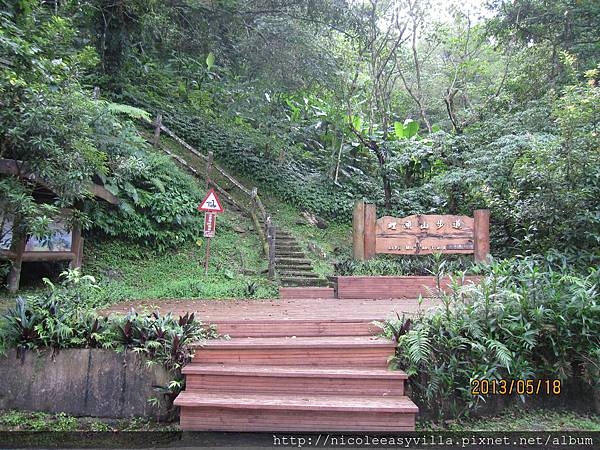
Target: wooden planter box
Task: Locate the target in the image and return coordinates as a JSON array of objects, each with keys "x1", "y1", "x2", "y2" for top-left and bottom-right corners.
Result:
[{"x1": 334, "y1": 275, "x2": 482, "y2": 299}]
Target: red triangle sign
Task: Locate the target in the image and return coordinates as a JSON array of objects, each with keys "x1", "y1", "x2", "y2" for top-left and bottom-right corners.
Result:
[{"x1": 198, "y1": 188, "x2": 224, "y2": 212}]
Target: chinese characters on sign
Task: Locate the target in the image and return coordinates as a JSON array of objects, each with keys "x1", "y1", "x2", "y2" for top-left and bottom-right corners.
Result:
[
  {"x1": 203, "y1": 212, "x2": 216, "y2": 238},
  {"x1": 352, "y1": 201, "x2": 490, "y2": 262},
  {"x1": 389, "y1": 218, "x2": 464, "y2": 231},
  {"x1": 375, "y1": 214, "x2": 475, "y2": 255}
]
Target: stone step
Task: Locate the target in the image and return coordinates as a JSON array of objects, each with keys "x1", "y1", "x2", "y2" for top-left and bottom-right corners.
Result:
[
  {"x1": 275, "y1": 252, "x2": 306, "y2": 258},
  {"x1": 280, "y1": 277, "x2": 329, "y2": 287},
  {"x1": 190, "y1": 336, "x2": 395, "y2": 367},
  {"x1": 182, "y1": 364, "x2": 407, "y2": 395},
  {"x1": 274, "y1": 237, "x2": 297, "y2": 243},
  {"x1": 175, "y1": 391, "x2": 417, "y2": 431},
  {"x1": 275, "y1": 258, "x2": 312, "y2": 265},
  {"x1": 276, "y1": 268, "x2": 316, "y2": 275},
  {"x1": 277, "y1": 271, "x2": 319, "y2": 278},
  {"x1": 276, "y1": 263, "x2": 314, "y2": 269},
  {"x1": 275, "y1": 247, "x2": 303, "y2": 253},
  {"x1": 210, "y1": 318, "x2": 379, "y2": 337},
  {"x1": 279, "y1": 287, "x2": 336, "y2": 299}
]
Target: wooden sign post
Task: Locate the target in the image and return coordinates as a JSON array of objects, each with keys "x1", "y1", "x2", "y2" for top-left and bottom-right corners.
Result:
[{"x1": 352, "y1": 201, "x2": 490, "y2": 263}]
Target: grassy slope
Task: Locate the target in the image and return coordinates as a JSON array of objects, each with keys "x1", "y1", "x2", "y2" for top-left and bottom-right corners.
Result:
[
  {"x1": 84, "y1": 208, "x2": 278, "y2": 305},
  {"x1": 0, "y1": 130, "x2": 350, "y2": 308},
  {"x1": 155, "y1": 130, "x2": 352, "y2": 277}
]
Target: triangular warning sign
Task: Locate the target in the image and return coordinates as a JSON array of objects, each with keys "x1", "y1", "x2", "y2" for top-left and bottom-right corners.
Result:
[{"x1": 198, "y1": 188, "x2": 224, "y2": 212}]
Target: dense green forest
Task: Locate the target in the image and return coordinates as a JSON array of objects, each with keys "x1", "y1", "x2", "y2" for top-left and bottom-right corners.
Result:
[
  {"x1": 0, "y1": 0, "x2": 599, "y2": 426},
  {"x1": 1, "y1": 0, "x2": 598, "y2": 268}
]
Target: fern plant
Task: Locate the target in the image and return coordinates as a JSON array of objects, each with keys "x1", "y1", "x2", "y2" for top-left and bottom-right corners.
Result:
[{"x1": 390, "y1": 255, "x2": 600, "y2": 420}]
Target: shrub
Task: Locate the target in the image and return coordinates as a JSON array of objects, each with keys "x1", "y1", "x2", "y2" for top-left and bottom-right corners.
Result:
[
  {"x1": 334, "y1": 254, "x2": 480, "y2": 276},
  {"x1": 0, "y1": 269, "x2": 218, "y2": 408},
  {"x1": 384, "y1": 256, "x2": 600, "y2": 420}
]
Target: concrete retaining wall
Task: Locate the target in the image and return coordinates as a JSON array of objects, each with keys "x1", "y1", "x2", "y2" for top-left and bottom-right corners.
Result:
[{"x1": 0, "y1": 348, "x2": 172, "y2": 418}]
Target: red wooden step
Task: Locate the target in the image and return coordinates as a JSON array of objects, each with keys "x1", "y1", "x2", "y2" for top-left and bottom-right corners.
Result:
[
  {"x1": 183, "y1": 364, "x2": 407, "y2": 395},
  {"x1": 212, "y1": 318, "x2": 379, "y2": 337},
  {"x1": 190, "y1": 336, "x2": 395, "y2": 367},
  {"x1": 175, "y1": 391, "x2": 417, "y2": 431}
]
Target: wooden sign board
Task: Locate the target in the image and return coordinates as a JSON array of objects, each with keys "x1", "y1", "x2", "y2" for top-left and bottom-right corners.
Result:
[
  {"x1": 375, "y1": 214, "x2": 474, "y2": 255},
  {"x1": 203, "y1": 212, "x2": 216, "y2": 238},
  {"x1": 352, "y1": 202, "x2": 490, "y2": 262}
]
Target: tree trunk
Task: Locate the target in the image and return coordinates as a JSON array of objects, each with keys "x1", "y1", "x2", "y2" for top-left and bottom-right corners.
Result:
[{"x1": 7, "y1": 218, "x2": 26, "y2": 294}]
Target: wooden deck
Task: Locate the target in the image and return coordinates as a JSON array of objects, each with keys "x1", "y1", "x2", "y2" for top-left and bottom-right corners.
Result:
[
  {"x1": 102, "y1": 296, "x2": 438, "y2": 320},
  {"x1": 102, "y1": 297, "x2": 439, "y2": 337},
  {"x1": 103, "y1": 296, "x2": 435, "y2": 431}
]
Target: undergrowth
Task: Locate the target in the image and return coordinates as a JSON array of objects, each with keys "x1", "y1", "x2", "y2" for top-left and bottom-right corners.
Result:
[
  {"x1": 0, "y1": 270, "x2": 219, "y2": 410},
  {"x1": 382, "y1": 255, "x2": 600, "y2": 421}
]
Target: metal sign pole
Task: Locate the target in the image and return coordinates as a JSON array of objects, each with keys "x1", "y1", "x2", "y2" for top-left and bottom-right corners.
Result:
[
  {"x1": 204, "y1": 237, "x2": 211, "y2": 275},
  {"x1": 204, "y1": 152, "x2": 214, "y2": 275}
]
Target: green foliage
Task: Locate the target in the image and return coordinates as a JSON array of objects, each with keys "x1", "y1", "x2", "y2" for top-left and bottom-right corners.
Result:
[
  {"x1": 388, "y1": 256, "x2": 600, "y2": 420},
  {"x1": 394, "y1": 119, "x2": 420, "y2": 140},
  {"x1": 205, "y1": 52, "x2": 215, "y2": 72},
  {"x1": 0, "y1": 409, "x2": 179, "y2": 432},
  {"x1": 0, "y1": 8, "x2": 201, "y2": 252},
  {"x1": 334, "y1": 254, "x2": 480, "y2": 276},
  {"x1": 0, "y1": 267, "x2": 219, "y2": 407},
  {"x1": 88, "y1": 150, "x2": 202, "y2": 251},
  {"x1": 83, "y1": 225, "x2": 278, "y2": 304},
  {"x1": 0, "y1": 410, "x2": 78, "y2": 432},
  {"x1": 419, "y1": 408, "x2": 600, "y2": 432}
]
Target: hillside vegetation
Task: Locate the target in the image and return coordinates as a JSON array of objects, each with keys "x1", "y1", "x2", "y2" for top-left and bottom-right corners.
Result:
[
  {"x1": 0, "y1": 0, "x2": 598, "y2": 295},
  {"x1": 0, "y1": 0, "x2": 598, "y2": 426}
]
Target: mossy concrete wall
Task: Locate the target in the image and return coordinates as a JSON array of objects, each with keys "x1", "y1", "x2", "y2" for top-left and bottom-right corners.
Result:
[{"x1": 0, "y1": 348, "x2": 172, "y2": 418}]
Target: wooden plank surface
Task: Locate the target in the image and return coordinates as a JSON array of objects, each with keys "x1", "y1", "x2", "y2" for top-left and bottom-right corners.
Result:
[
  {"x1": 101, "y1": 297, "x2": 440, "y2": 321},
  {"x1": 182, "y1": 364, "x2": 407, "y2": 379},
  {"x1": 175, "y1": 391, "x2": 418, "y2": 412},
  {"x1": 279, "y1": 287, "x2": 335, "y2": 299},
  {"x1": 190, "y1": 335, "x2": 395, "y2": 349},
  {"x1": 179, "y1": 407, "x2": 416, "y2": 431},
  {"x1": 211, "y1": 319, "x2": 378, "y2": 337}
]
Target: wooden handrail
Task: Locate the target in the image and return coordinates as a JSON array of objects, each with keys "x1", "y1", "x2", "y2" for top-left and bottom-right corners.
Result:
[{"x1": 145, "y1": 114, "x2": 277, "y2": 279}]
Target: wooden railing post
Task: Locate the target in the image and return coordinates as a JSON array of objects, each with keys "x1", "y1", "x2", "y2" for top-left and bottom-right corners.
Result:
[
  {"x1": 474, "y1": 209, "x2": 490, "y2": 263},
  {"x1": 364, "y1": 203, "x2": 377, "y2": 260},
  {"x1": 266, "y1": 217, "x2": 276, "y2": 280},
  {"x1": 352, "y1": 200, "x2": 365, "y2": 260},
  {"x1": 70, "y1": 223, "x2": 83, "y2": 269},
  {"x1": 250, "y1": 187, "x2": 269, "y2": 257},
  {"x1": 153, "y1": 114, "x2": 162, "y2": 148}
]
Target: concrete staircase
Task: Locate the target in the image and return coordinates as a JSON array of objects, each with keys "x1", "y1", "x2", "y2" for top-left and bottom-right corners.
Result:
[
  {"x1": 274, "y1": 229, "x2": 328, "y2": 287},
  {"x1": 174, "y1": 318, "x2": 418, "y2": 431}
]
